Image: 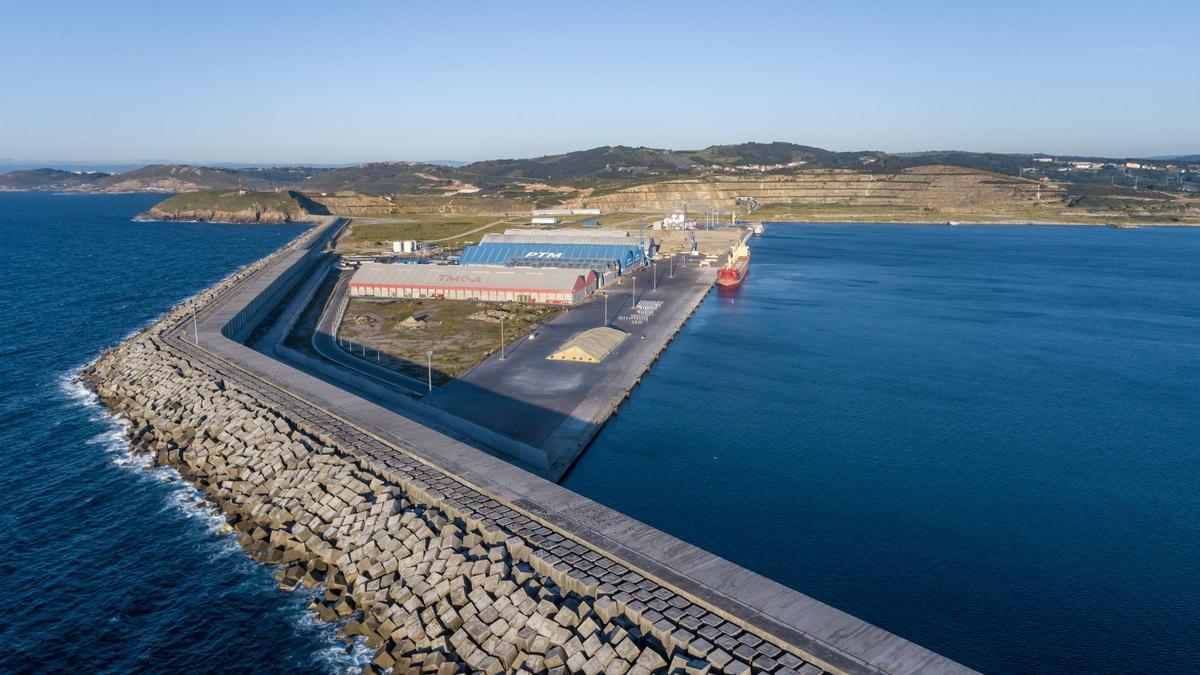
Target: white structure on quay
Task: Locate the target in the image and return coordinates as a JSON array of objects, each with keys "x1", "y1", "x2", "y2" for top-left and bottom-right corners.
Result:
[{"x1": 348, "y1": 263, "x2": 597, "y2": 305}]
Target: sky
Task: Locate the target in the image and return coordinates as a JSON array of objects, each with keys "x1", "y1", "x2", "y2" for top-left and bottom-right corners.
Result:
[{"x1": 1, "y1": 0, "x2": 1196, "y2": 165}]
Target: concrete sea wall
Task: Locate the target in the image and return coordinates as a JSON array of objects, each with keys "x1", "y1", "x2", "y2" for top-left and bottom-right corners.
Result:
[{"x1": 82, "y1": 222, "x2": 971, "y2": 674}]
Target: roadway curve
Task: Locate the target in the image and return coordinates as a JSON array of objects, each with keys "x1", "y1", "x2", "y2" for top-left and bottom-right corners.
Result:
[{"x1": 310, "y1": 269, "x2": 429, "y2": 395}]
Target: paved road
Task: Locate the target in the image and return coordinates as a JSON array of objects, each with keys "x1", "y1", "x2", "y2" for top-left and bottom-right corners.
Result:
[
  {"x1": 311, "y1": 269, "x2": 429, "y2": 395},
  {"x1": 426, "y1": 216, "x2": 513, "y2": 243}
]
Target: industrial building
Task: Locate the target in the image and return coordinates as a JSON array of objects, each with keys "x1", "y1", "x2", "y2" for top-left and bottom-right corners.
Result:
[
  {"x1": 348, "y1": 263, "x2": 597, "y2": 305},
  {"x1": 459, "y1": 233, "x2": 648, "y2": 274}
]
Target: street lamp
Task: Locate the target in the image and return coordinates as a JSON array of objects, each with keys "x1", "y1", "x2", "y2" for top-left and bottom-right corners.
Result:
[
  {"x1": 499, "y1": 317, "x2": 506, "y2": 360},
  {"x1": 426, "y1": 350, "x2": 433, "y2": 392},
  {"x1": 601, "y1": 292, "x2": 608, "y2": 327}
]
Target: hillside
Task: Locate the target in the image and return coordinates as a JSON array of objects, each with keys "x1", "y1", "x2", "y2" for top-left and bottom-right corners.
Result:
[
  {"x1": 0, "y1": 168, "x2": 111, "y2": 191},
  {"x1": 139, "y1": 190, "x2": 325, "y2": 223},
  {"x1": 96, "y1": 164, "x2": 328, "y2": 193},
  {"x1": 7, "y1": 140, "x2": 1199, "y2": 224},
  {"x1": 582, "y1": 166, "x2": 1200, "y2": 224},
  {"x1": 462, "y1": 146, "x2": 697, "y2": 180},
  {"x1": 5, "y1": 142, "x2": 1198, "y2": 196},
  {"x1": 686, "y1": 142, "x2": 883, "y2": 169}
]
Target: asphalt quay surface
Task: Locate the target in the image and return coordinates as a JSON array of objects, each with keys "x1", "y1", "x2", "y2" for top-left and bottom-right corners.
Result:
[{"x1": 426, "y1": 254, "x2": 716, "y2": 478}]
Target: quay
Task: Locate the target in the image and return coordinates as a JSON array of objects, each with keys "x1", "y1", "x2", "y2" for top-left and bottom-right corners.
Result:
[
  {"x1": 427, "y1": 257, "x2": 716, "y2": 479},
  {"x1": 84, "y1": 218, "x2": 973, "y2": 674}
]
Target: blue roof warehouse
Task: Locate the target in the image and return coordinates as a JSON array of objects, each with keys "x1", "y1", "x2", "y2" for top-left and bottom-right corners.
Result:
[{"x1": 459, "y1": 238, "x2": 647, "y2": 274}]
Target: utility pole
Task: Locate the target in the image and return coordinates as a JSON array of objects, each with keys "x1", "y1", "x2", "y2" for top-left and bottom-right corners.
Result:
[
  {"x1": 653, "y1": 261, "x2": 657, "y2": 291},
  {"x1": 601, "y1": 292, "x2": 608, "y2": 327},
  {"x1": 426, "y1": 350, "x2": 433, "y2": 392},
  {"x1": 632, "y1": 274, "x2": 636, "y2": 309},
  {"x1": 499, "y1": 317, "x2": 506, "y2": 360},
  {"x1": 191, "y1": 303, "x2": 199, "y2": 345},
  {"x1": 670, "y1": 255, "x2": 674, "y2": 278}
]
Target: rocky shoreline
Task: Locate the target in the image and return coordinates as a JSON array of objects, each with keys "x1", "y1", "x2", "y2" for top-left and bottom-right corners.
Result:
[
  {"x1": 80, "y1": 229, "x2": 826, "y2": 674},
  {"x1": 137, "y1": 206, "x2": 310, "y2": 224}
]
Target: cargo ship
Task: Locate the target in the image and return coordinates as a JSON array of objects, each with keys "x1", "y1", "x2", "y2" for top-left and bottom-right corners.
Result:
[{"x1": 717, "y1": 239, "x2": 750, "y2": 287}]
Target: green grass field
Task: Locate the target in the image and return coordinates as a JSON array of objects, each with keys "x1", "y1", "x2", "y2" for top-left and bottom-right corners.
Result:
[
  {"x1": 338, "y1": 215, "x2": 516, "y2": 253},
  {"x1": 152, "y1": 189, "x2": 306, "y2": 213}
]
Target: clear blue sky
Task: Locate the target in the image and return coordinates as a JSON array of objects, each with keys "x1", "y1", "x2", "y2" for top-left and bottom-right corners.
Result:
[{"x1": 1, "y1": 0, "x2": 1196, "y2": 164}]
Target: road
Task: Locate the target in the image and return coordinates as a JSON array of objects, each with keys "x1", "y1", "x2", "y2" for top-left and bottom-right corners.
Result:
[
  {"x1": 310, "y1": 269, "x2": 429, "y2": 395},
  {"x1": 426, "y1": 217, "x2": 513, "y2": 243}
]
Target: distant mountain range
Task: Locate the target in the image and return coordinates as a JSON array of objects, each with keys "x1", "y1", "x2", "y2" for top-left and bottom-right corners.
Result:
[{"x1": 2, "y1": 142, "x2": 1196, "y2": 196}]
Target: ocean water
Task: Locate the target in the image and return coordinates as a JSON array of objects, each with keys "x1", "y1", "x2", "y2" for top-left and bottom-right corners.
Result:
[
  {"x1": 0, "y1": 193, "x2": 371, "y2": 672},
  {"x1": 565, "y1": 223, "x2": 1200, "y2": 672},
  {"x1": 5, "y1": 196, "x2": 1198, "y2": 673}
]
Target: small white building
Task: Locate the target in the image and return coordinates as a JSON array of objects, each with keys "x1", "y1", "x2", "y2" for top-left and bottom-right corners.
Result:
[{"x1": 531, "y1": 217, "x2": 560, "y2": 225}]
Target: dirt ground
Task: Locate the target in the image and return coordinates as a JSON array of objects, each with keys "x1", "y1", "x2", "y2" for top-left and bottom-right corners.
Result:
[{"x1": 338, "y1": 298, "x2": 562, "y2": 384}]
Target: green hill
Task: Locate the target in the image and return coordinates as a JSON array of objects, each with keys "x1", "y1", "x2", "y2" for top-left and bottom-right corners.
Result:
[
  {"x1": 0, "y1": 168, "x2": 111, "y2": 191},
  {"x1": 139, "y1": 190, "x2": 325, "y2": 223}
]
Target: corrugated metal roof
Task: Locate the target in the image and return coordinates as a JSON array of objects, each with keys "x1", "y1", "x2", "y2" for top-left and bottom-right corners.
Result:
[
  {"x1": 349, "y1": 263, "x2": 590, "y2": 292},
  {"x1": 461, "y1": 241, "x2": 644, "y2": 271}
]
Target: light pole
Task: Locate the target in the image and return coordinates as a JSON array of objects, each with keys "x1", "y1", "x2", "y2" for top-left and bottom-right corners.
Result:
[
  {"x1": 602, "y1": 292, "x2": 608, "y2": 327},
  {"x1": 499, "y1": 317, "x2": 506, "y2": 360},
  {"x1": 652, "y1": 262, "x2": 657, "y2": 291},
  {"x1": 632, "y1": 274, "x2": 636, "y2": 309},
  {"x1": 426, "y1": 350, "x2": 433, "y2": 392},
  {"x1": 191, "y1": 303, "x2": 199, "y2": 345},
  {"x1": 670, "y1": 255, "x2": 674, "y2": 278}
]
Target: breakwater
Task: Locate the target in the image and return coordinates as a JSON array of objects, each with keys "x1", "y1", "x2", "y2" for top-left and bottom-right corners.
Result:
[{"x1": 82, "y1": 221, "x2": 968, "y2": 674}]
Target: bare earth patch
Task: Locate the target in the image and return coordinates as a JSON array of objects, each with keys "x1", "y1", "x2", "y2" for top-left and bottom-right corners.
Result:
[{"x1": 338, "y1": 298, "x2": 562, "y2": 384}]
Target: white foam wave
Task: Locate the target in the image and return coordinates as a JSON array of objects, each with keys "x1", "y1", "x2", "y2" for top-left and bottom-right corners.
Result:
[{"x1": 56, "y1": 363, "x2": 363, "y2": 671}]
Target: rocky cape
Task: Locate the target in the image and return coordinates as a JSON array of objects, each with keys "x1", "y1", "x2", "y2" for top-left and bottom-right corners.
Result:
[
  {"x1": 136, "y1": 189, "x2": 326, "y2": 224},
  {"x1": 138, "y1": 205, "x2": 311, "y2": 224}
]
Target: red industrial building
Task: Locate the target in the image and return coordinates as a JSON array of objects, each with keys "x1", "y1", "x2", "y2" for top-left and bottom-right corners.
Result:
[{"x1": 348, "y1": 263, "x2": 597, "y2": 305}]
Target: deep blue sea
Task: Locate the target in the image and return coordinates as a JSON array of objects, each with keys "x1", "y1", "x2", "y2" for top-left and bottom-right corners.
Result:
[
  {"x1": 3, "y1": 195, "x2": 1198, "y2": 673},
  {"x1": 0, "y1": 193, "x2": 371, "y2": 672},
  {"x1": 567, "y1": 222, "x2": 1200, "y2": 672}
]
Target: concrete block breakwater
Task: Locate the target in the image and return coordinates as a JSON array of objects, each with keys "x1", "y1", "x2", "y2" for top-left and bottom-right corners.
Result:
[{"x1": 82, "y1": 222, "x2": 970, "y2": 674}]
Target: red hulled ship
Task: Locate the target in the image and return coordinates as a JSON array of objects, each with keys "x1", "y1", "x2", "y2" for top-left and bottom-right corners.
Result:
[{"x1": 717, "y1": 239, "x2": 750, "y2": 287}]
